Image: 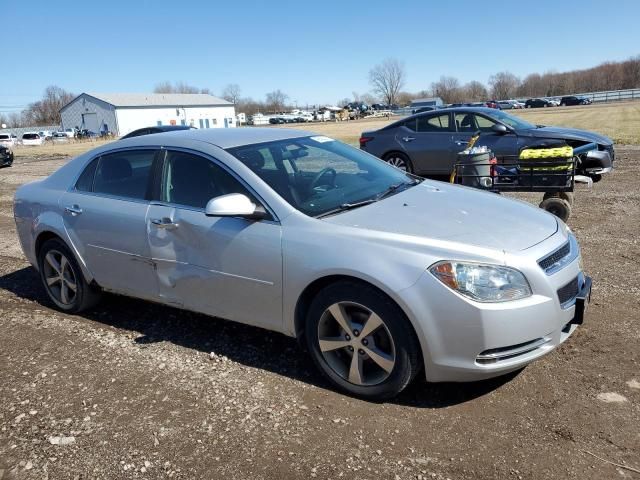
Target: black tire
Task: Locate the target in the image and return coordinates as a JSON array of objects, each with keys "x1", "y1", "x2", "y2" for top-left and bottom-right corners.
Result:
[
  {"x1": 590, "y1": 173, "x2": 602, "y2": 183},
  {"x1": 539, "y1": 197, "x2": 572, "y2": 222},
  {"x1": 305, "y1": 280, "x2": 421, "y2": 400},
  {"x1": 37, "y1": 237, "x2": 101, "y2": 313},
  {"x1": 543, "y1": 191, "x2": 574, "y2": 206},
  {"x1": 382, "y1": 152, "x2": 414, "y2": 173}
]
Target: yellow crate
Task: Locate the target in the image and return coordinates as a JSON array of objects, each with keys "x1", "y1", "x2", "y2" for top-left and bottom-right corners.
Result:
[{"x1": 519, "y1": 146, "x2": 574, "y2": 159}]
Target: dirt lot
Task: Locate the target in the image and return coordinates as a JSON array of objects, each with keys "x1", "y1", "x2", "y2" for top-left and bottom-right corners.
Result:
[{"x1": 0, "y1": 147, "x2": 639, "y2": 480}]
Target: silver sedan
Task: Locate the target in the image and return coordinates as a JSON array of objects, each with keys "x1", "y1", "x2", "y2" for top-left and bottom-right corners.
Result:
[{"x1": 14, "y1": 128, "x2": 591, "y2": 399}]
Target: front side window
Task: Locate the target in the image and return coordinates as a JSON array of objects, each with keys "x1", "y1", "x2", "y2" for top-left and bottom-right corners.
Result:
[
  {"x1": 92, "y1": 150, "x2": 155, "y2": 200},
  {"x1": 161, "y1": 151, "x2": 251, "y2": 209},
  {"x1": 455, "y1": 113, "x2": 477, "y2": 132},
  {"x1": 474, "y1": 115, "x2": 497, "y2": 132},
  {"x1": 228, "y1": 136, "x2": 418, "y2": 217}
]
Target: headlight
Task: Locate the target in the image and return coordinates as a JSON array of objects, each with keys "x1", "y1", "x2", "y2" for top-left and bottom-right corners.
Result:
[{"x1": 429, "y1": 261, "x2": 532, "y2": 303}]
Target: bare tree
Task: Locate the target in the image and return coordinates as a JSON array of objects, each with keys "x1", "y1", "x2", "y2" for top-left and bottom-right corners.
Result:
[
  {"x1": 22, "y1": 86, "x2": 74, "y2": 126},
  {"x1": 463, "y1": 81, "x2": 488, "y2": 101},
  {"x1": 222, "y1": 84, "x2": 242, "y2": 105},
  {"x1": 488, "y1": 71, "x2": 520, "y2": 100},
  {"x1": 153, "y1": 81, "x2": 203, "y2": 94},
  {"x1": 360, "y1": 93, "x2": 378, "y2": 105},
  {"x1": 369, "y1": 58, "x2": 405, "y2": 106},
  {"x1": 431, "y1": 76, "x2": 463, "y2": 103},
  {"x1": 265, "y1": 90, "x2": 289, "y2": 112}
]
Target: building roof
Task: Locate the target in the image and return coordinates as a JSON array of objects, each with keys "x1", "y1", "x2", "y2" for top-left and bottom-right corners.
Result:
[{"x1": 84, "y1": 93, "x2": 232, "y2": 108}]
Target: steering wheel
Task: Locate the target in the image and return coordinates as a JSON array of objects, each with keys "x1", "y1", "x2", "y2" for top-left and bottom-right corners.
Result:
[{"x1": 308, "y1": 167, "x2": 337, "y2": 194}]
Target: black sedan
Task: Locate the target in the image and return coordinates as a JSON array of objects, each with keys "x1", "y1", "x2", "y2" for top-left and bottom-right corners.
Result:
[
  {"x1": 560, "y1": 96, "x2": 592, "y2": 106},
  {"x1": 0, "y1": 145, "x2": 13, "y2": 167},
  {"x1": 359, "y1": 107, "x2": 613, "y2": 181},
  {"x1": 525, "y1": 98, "x2": 553, "y2": 108}
]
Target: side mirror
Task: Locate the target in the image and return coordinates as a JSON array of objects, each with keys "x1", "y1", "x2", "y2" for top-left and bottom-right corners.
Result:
[
  {"x1": 205, "y1": 193, "x2": 268, "y2": 220},
  {"x1": 491, "y1": 124, "x2": 509, "y2": 134}
]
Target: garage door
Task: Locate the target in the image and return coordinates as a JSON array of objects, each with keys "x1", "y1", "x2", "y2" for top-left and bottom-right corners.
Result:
[{"x1": 82, "y1": 113, "x2": 99, "y2": 132}]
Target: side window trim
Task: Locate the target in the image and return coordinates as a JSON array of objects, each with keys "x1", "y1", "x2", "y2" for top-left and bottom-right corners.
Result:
[{"x1": 157, "y1": 147, "x2": 279, "y2": 222}]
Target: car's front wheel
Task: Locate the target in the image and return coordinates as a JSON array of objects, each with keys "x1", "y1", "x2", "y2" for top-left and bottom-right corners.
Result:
[
  {"x1": 305, "y1": 281, "x2": 421, "y2": 400},
  {"x1": 38, "y1": 238, "x2": 101, "y2": 313},
  {"x1": 383, "y1": 152, "x2": 413, "y2": 173}
]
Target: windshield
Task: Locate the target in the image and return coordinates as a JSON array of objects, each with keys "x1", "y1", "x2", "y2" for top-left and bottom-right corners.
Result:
[
  {"x1": 227, "y1": 136, "x2": 418, "y2": 217},
  {"x1": 487, "y1": 110, "x2": 536, "y2": 130}
]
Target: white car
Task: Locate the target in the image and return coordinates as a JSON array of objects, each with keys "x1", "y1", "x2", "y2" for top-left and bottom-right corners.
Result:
[
  {"x1": 21, "y1": 132, "x2": 45, "y2": 146},
  {"x1": 0, "y1": 133, "x2": 19, "y2": 147}
]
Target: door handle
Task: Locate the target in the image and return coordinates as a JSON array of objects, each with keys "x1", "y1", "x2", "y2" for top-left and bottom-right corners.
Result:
[
  {"x1": 151, "y1": 217, "x2": 179, "y2": 229},
  {"x1": 64, "y1": 205, "x2": 83, "y2": 216},
  {"x1": 455, "y1": 140, "x2": 468, "y2": 146},
  {"x1": 402, "y1": 136, "x2": 415, "y2": 142}
]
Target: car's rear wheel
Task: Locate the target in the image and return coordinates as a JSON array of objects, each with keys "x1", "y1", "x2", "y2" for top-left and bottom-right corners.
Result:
[
  {"x1": 38, "y1": 238, "x2": 101, "y2": 313},
  {"x1": 539, "y1": 197, "x2": 571, "y2": 222},
  {"x1": 305, "y1": 281, "x2": 421, "y2": 400},
  {"x1": 383, "y1": 152, "x2": 413, "y2": 173}
]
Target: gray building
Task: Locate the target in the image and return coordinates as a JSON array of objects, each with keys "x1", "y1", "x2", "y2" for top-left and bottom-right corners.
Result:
[
  {"x1": 59, "y1": 93, "x2": 236, "y2": 137},
  {"x1": 410, "y1": 97, "x2": 444, "y2": 108}
]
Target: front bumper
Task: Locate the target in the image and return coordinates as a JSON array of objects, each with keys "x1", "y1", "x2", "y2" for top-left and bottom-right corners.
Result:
[{"x1": 398, "y1": 236, "x2": 590, "y2": 382}]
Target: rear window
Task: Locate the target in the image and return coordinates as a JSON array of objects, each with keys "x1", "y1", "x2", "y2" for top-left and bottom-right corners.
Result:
[{"x1": 23, "y1": 134, "x2": 39, "y2": 140}]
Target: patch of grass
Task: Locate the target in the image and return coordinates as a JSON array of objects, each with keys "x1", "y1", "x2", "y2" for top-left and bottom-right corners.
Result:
[
  {"x1": 512, "y1": 101, "x2": 640, "y2": 145},
  {"x1": 12, "y1": 138, "x2": 116, "y2": 159}
]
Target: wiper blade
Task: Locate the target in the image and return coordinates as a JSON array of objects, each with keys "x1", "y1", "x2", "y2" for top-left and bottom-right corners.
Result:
[
  {"x1": 315, "y1": 181, "x2": 418, "y2": 219},
  {"x1": 315, "y1": 199, "x2": 378, "y2": 218},
  {"x1": 376, "y1": 180, "x2": 419, "y2": 200}
]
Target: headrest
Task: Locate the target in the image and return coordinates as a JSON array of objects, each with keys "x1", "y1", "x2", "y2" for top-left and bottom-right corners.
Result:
[{"x1": 102, "y1": 157, "x2": 132, "y2": 181}]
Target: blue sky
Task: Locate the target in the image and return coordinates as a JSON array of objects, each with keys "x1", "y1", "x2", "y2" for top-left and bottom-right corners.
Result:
[{"x1": 4, "y1": 0, "x2": 639, "y2": 111}]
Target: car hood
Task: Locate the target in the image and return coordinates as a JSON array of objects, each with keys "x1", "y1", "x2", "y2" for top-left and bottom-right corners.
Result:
[
  {"x1": 323, "y1": 182, "x2": 558, "y2": 252},
  {"x1": 524, "y1": 126, "x2": 612, "y2": 145}
]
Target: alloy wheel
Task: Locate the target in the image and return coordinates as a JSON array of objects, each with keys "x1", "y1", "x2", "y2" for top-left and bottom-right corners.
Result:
[
  {"x1": 317, "y1": 301, "x2": 396, "y2": 386},
  {"x1": 42, "y1": 249, "x2": 77, "y2": 305},
  {"x1": 386, "y1": 156, "x2": 407, "y2": 171}
]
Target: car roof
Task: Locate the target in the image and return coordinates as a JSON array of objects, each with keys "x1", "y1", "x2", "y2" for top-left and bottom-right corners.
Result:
[{"x1": 120, "y1": 127, "x2": 315, "y2": 149}]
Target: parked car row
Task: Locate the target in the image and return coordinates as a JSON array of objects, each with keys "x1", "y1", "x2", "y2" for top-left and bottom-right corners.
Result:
[
  {"x1": 524, "y1": 96, "x2": 592, "y2": 108},
  {"x1": 0, "y1": 128, "x2": 100, "y2": 147}
]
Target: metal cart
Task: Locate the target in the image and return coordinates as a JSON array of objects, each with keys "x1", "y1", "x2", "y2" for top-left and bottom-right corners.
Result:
[{"x1": 451, "y1": 142, "x2": 595, "y2": 221}]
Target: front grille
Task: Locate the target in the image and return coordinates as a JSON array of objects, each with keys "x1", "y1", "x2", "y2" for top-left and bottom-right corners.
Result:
[
  {"x1": 539, "y1": 242, "x2": 571, "y2": 272},
  {"x1": 557, "y1": 276, "x2": 579, "y2": 306}
]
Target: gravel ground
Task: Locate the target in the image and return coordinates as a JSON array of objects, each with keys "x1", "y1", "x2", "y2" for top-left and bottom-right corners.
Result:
[{"x1": 0, "y1": 149, "x2": 639, "y2": 480}]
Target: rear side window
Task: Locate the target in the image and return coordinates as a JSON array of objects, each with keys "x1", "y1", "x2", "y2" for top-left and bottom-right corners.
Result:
[
  {"x1": 75, "y1": 158, "x2": 99, "y2": 192},
  {"x1": 416, "y1": 114, "x2": 450, "y2": 132},
  {"x1": 92, "y1": 150, "x2": 156, "y2": 200}
]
